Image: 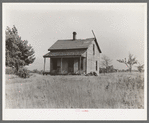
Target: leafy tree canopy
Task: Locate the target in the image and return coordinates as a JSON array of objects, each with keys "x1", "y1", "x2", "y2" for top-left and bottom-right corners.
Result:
[
  {"x1": 117, "y1": 53, "x2": 137, "y2": 72},
  {"x1": 6, "y1": 25, "x2": 35, "y2": 71},
  {"x1": 137, "y1": 62, "x2": 144, "y2": 73}
]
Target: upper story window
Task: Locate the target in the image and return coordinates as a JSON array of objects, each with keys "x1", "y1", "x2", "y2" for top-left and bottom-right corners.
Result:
[
  {"x1": 96, "y1": 61, "x2": 98, "y2": 71},
  {"x1": 93, "y1": 44, "x2": 95, "y2": 55}
]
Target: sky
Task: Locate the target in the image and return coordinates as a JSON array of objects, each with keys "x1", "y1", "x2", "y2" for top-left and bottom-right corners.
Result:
[{"x1": 3, "y1": 3, "x2": 146, "y2": 71}]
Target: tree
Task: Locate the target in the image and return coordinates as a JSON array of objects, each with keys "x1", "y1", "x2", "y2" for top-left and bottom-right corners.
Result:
[
  {"x1": 137, "y1": 62, "x2": 144, "y2": 73},
  {"x1": 117, "y1": 53, "x2": 137, "y2": 73},
  {"x1": 6, "y1": 25, "x2": 35, "y2": 72},
  {"x1": 106, "y1": 65, "x2": 114, "y2": 73},
  {"x1": 101, "y1": 55, "x2": 112, "y2": 73}
]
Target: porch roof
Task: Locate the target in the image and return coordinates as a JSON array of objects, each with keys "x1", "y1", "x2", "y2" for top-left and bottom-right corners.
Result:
[{"x1": 43, "y1": 49, "x2": 86, "y2": 58}]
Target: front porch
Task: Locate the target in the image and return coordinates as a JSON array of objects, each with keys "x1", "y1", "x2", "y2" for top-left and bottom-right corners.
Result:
[
  {"x1": 43, "y1": 56, "x2": 86, "y2": 75},
  {"x1": 43, "y1": 49, "x2": 87, "y2": 75}
]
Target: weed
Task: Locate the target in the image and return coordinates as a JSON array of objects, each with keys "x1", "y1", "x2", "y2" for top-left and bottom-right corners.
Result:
[{"x1": 5, "y1": 72, "x2": 144, "y2": 109}]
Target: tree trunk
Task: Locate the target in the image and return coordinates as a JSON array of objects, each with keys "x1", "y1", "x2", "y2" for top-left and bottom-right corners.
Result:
[
  {"x1": 104, "y1": 68, "x2": 105, "y2": 75},
  {"x1": 130, "y1": 67, "x2": 132, "y2": 73},
  {"x1": 15, "y1": 63, "x2": 19, "y2": 72}
]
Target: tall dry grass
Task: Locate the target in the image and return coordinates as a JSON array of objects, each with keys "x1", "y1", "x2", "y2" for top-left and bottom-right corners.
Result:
[{"x1": 5, "y1": 72, "x2": 144, "y2": 108}]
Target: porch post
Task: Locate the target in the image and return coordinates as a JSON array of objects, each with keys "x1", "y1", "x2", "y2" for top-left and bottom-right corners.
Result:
[
  {"x1": 44, "y1": 57, "x2": 46, "y2": 73},
  {"x1": 61, "y1": 58, "x2": 62, "y2": 74},
  {"x1": 80, "y1": 56, "x2": 81, "y2": 74}
]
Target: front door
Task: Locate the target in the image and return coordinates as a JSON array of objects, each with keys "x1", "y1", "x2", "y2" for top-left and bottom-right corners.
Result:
[
  {"x1": 53, "y1": 58, "x2": 57, "y2": 70},
  {"x1": 68, "y1": 58, "x2": 74, "y2": 73}
]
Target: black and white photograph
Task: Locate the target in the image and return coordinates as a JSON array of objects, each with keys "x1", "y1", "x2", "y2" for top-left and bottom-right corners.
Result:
[{"x1": 2, "y1": 3, "x2": 147, "y2": 120}]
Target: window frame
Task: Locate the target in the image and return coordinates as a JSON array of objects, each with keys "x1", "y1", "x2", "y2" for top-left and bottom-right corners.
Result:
[
  {"x1": 93, "y1": 44, "x2": 95, "y2": 55},
  {"x1": 96, "y1": 61, "x2": 98, "y2": 71}
]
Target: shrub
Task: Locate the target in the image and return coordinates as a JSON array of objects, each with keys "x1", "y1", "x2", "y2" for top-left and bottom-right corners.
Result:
[
  {"x1": 137, "y1": 65, "x2": 144, "y2": 73},
  {"x1": 29, "y1": 69, "x2": 44, "y2": 75},
  {"x1": 71, "y1": 72, "x2": 81, "y2": 75},
  {"x1": 50, "y1": 70, "x2": 57, "y2": 75},
  {"x1": 39, "y1": 70, "x2": 44, "y2": 74},
  {"x1": 85, "y1": 71, "x2": 98, "y2": 76},
  {"x1": 93, "y1": 72, "x2": 98, "y2": 76},
  {"x1": 16, "y1": 67, "x2": 30, "y2": 78},
  {"x1": 5, "y1": 67, "x2": 16, "y2": 74},
  {"x1": 61, "y1": 70, "x2": 68, "y2": 75},
  {"x1": 33, "y1": 69, "x2": 38, "y2": 73}
]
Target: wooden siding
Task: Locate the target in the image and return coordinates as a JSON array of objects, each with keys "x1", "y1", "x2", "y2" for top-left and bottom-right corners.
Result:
[{"x1": 86, "y1": 40, "x2": 100, "y2": 74}]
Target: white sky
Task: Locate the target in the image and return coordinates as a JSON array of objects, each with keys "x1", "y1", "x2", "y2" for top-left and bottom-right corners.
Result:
[{"x1": 3, "y1": 3, "x2": 146, "y2": 71}]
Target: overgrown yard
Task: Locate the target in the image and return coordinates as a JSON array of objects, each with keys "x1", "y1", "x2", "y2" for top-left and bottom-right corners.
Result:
[{"x1": 5, "y1": 72, "x2": 144, "y2": 109}]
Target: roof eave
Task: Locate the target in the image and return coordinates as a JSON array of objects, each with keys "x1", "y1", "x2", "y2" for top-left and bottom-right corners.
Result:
[
  {"x1": 94, "y1": 38, "x2": 102, "y2": 53},
  {"x1": 44, "y1": 55, "x2": 86, "y2": 58},
  {"x1": 49, "y1": 48, "x2": 88, "y2": 50}
]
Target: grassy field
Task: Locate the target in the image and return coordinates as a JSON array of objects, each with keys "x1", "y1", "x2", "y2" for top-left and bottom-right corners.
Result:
[{"x1": 5, "y1": 72, "x2": 144, "y2": 109}]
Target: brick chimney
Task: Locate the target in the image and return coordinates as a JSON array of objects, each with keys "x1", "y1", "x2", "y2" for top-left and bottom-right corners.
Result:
[{"x1": 73, "y1": 32, "x2": 77, "y2": 40}]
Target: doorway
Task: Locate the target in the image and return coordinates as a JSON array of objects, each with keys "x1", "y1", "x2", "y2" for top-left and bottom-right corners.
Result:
[
  {"x1": 53, "y1": 59, "x2": 57, "y2": 70},
  {"x1": 68, "y1": 58, "x2": 74, "y2": 73}
]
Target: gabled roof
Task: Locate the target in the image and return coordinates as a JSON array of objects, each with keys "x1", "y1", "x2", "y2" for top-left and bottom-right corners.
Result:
[
  {"x1": 94, "y1": 38, "x2": 102, "y2": 53},
  {"x1": 48, "y1": 38, "x2": 93, "y2": 51},
  {"x1": 48, "y1": 38, "x2": 102, "y2": 53},
  {"x1": 43, "y1": 49, "x2": 86, "y2": 58}
]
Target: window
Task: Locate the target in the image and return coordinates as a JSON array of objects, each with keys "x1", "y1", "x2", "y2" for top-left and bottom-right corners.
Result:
[
  {"x1": 96, "y1": 61, "x2": 98, "y2": 71},
  {"x1": 93, "y1": 44, "x2": 95, "y2": 55}
]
